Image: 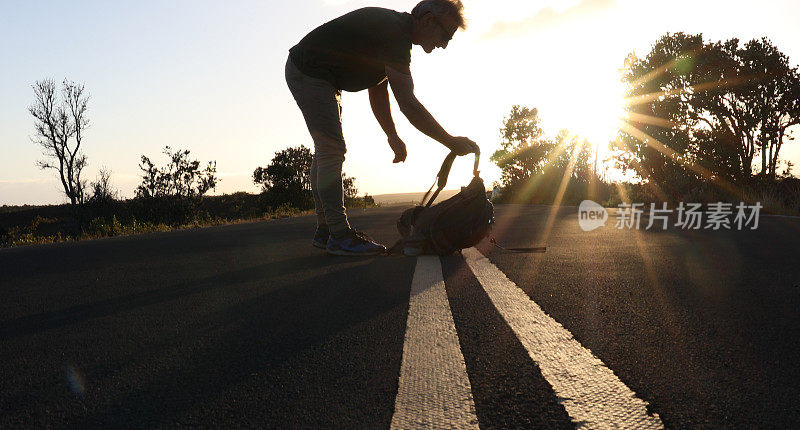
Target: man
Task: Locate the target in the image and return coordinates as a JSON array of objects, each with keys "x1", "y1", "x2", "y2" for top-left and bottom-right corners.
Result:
[{"x1": 286, "y1": 0, "x2": 479, "y2": 256}]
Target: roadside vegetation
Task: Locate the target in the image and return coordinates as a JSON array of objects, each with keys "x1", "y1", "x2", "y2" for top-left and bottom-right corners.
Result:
[
  {"x1": 5, "y1": 32, "x2": 800, "y2": 248},
  {"x1": 1, "y1": 143, "x2": 373, "y2": 249}
]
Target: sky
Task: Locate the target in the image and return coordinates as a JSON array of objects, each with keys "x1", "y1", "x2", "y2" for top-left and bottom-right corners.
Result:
[{"x1": 2, "y1": 0, "x2": 800, "y2": 205}]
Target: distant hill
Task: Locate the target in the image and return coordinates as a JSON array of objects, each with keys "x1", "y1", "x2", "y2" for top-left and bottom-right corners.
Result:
[{"x1": 371, "y1": 190, "x2": 461, "y2": 207}]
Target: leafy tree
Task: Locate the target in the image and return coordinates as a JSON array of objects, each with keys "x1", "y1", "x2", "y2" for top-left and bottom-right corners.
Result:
[
  {"x1": 698, "y1": 37, "x2": 800, "y2": 179},
  {"x1": 490, "y1": 105, "x2": 548, "y2": 186},
  {"x1": 491, "y1": 105, "x2": 593, "y2": 203},
  {"x1": 343, "y1": 172, "x2": 358, "y2": 199},
  {"x1": 617, "y1": 33, "x2": 704, "y2": 195},
  {"x1": 29, "y1": 79, "x2": 90, "y2": 209},
  {"x1": 253, "y1": 145, "x2": 359, "y2": 207},
  {"x1": 253, "y1": 145, "x2": 312, "y2": 193},
  {"x1": 135, "y1": 146, "x2": 218, "y2": 198},
  {"x1": 619, "y1": 32, "x2": 800, "y2": 195},
  {"x1": 548, "y1": 130, "x2": 594, "y2": 184}
]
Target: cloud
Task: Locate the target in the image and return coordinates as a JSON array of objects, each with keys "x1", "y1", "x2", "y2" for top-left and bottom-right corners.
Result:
[{"x1": 482, "y1": 0, "x2": 617, "y2": 40}]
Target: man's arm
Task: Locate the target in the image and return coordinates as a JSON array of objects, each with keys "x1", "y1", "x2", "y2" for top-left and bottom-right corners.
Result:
[
  {"x1": 368, "y1": 79, "x2": 398, "y2": 138},
  {"x1": 368, "y1": 80, "x2": 406, "y2": 162},
  {"x1": 385, "y1": 66, "x2": 478, "y2": 155}
]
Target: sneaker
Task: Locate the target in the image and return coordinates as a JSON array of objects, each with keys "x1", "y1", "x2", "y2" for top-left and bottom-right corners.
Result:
[
  {"x1": 312, "y1": 225, "x2": 330, "y2": 249},
  {"x1": 326, "y1": 229, "x2": 387, "y2": 256}
]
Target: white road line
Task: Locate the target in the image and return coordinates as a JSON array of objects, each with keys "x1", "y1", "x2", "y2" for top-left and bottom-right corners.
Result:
[
  {"x1": 463, "y1": 247, "x2": 663, "y2": 429},
  {"x1": 391, "y1": 256, "x2": 479, "y2": 430}
]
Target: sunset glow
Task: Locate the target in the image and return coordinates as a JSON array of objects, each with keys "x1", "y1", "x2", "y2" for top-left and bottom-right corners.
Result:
[{"x1": 2, "y1": 0, "x2": 799, "y2": 204}]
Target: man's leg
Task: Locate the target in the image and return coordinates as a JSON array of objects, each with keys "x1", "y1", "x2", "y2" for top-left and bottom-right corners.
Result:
[
  {"x1": 309, "y1": 128, "x2": 350, "y2": 236},
  {"x1": 285, "y1": 57, "x2": 350, "y2": 235},
  {"x1": 285, "y1": 57, "x2": 385, "y2": 255},
  {"x1": 308, "y1": 154, "x2": 326, "y2": 228}
]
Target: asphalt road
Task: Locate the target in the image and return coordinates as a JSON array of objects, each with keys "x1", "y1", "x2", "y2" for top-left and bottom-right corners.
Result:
[{"x1": 1, "y1": 204, "x2": 799, "y2": 428}]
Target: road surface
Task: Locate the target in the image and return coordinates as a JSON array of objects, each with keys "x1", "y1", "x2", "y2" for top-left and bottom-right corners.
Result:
[{"x1": 2, "y1": 205, "x2": 799, "y2": 428}]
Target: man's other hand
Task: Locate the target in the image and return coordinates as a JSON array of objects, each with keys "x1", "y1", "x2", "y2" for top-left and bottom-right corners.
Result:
[
  {"x1": 448, "y1": 136, "x2": 480, "y2": 156},
  {"x1": 388, "y1": 134, "x2": 407, "y2": 163}
]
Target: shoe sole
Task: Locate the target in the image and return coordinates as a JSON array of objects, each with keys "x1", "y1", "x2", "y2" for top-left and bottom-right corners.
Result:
[
  {"x1": 312, "y1": 241, "x2": 327, "y2": 249},
  {"x1": 326, "y1": 248, "x2": 386, "y2": 256}
]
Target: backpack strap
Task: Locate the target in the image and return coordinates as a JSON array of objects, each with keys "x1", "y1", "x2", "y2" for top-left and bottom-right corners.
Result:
[
  {"x1": 420, "y1": 152, "x2": 457, "y2": 208},
  {"x1": 489, "y1": 237, "x2": 547, "y2": 253},
  {"x1": 420, "y1": 150, "x2": 481, "y2": 208}
]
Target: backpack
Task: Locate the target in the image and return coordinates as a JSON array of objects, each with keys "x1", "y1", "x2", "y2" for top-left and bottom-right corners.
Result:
[{"x1": 389, "y1": 152, "x2": 494, "y2": 256}]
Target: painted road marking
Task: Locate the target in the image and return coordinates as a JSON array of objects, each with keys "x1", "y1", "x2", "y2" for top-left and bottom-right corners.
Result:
[
  {"x1": 463, "y1": 247, "x2": 663, "y2": 429},
  {"x1": 391, "y1": 256, "x2": 479, "y2": 429}
]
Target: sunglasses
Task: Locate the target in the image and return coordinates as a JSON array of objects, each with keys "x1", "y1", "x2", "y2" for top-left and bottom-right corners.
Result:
[{"x1": 430, "y1": 14, "x2": 454, "y2": 43}]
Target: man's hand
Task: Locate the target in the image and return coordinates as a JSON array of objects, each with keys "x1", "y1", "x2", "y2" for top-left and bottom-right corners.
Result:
[
  {"x1": 388, "y1": 134, "x2": 407, "y2": 163},
  {"x1": 447, "y1": 136, "x2": 480, "y2": 156}
]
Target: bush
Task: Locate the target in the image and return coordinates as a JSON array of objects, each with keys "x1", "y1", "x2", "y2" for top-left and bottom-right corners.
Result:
[
  {"x1": 136, "y1": 146, "x2": 218, "y2": 199},
  {"x1": 0, "y1": 215, "x2": 62, "y2": 247}
]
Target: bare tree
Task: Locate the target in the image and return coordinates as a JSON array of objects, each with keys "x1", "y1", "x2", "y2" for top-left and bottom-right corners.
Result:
[{"x1": 29, "y1": 78, "x2": 90, "y2": 208}]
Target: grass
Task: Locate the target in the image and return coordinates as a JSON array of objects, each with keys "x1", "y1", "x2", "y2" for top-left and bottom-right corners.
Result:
[
  {"x1": 0, "y1": 189, "x2": 384, "y2": 249},
  {"x1": 0, "y1": 205, "x2": 315, "y2": 249},
  {"x1": 743, "y1": 187, "x2": 800, "y2": 216}
]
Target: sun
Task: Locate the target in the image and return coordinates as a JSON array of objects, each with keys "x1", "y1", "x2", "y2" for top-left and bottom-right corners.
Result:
[
  {"x1": 579, "y1": 83, "x2": 628, "y2": 144},
  {"x1": 551, "y1": 78, "x2": 628, "y2": 166}
]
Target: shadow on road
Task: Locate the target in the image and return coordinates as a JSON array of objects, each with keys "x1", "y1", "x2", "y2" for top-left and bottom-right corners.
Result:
[
  {"x1": 0, "y1": 253, "x2": 354, "y2": 340},
  {"x1": 62, "y1": 256, "x2": 415, "y2": 427}
]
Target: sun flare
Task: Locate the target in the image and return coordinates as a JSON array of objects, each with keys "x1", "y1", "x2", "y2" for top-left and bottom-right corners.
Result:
[{"x1": 543, "y1": 78, "x2": 629, "y2": 168}]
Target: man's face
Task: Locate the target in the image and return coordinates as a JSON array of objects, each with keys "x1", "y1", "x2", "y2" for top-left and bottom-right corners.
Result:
[{"x1": 420, "y1": 12, "x2": 457, "y2": 53}]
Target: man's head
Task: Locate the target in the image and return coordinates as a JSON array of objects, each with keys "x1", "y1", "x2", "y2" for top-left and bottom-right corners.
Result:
[{"x1": 410, "y1": 0, "x2": 466, "y2": 53}]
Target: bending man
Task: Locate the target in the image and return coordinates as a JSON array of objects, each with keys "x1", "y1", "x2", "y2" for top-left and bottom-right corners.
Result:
[{"x1": 285, "y1": 0, "x2": 479, "y2": 256}]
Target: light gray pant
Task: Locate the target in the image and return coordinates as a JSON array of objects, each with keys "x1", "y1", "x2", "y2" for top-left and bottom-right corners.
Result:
[{"x1": 285, "y1": 56, "x2": 350, "y2": 234}]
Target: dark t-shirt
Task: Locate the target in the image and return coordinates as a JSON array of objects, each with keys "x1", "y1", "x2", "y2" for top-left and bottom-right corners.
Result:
[{"x1": 289, "y1": 7, "x2": 413, "y2": 92}]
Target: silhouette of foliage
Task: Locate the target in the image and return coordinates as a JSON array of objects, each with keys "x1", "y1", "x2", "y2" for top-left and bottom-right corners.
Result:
[
  {"x1": 87, "y1": 167, "x2": 118, "y2": 205},
  {"x1": 29, "y1": 79, "x2": 90, "y2": 219},
  {"x1": 253, "y1": 145, "x2": 312, "y2": 193},
  {"x1": 135, "y1": 146, "x2": 218, "y2": 199},
  {"x1": 490, "y1": 105, "x2": 548, "y2": 186},
  {"x1": 253, "y1": 145, "x2": 359, "y2": 208},
  {"x1": 129, "y1": 147, "x2": 218, "y2": 225},
  {"x1": 618, "y1": 32, "x2": 800, "y2": 197},
  {"x1": 343, "y1": 173, "x2": 358, "y2": 200},
  {"x1": 491, "y1": 105, "x2": 595, "y2": 203}
]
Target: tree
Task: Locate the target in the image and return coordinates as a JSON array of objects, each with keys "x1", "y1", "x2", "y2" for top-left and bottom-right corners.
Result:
[
  {"x1": 617, "y1": 33, "x2": 704, "y2": 196},
  {"x1": 87, "y1": 167, "x2": 118, "y2": 204},
  {"x1": 29, "y1": 79, "x2": 90, "y2": 208},
  {"x1": 687, "y1": 36, "x2": 800, "y2": 180},
  {"x1": 135, "y1": 146, "x2": 218, "y2": 198},
  {"x1": 253, "y1": 145, "x2": 312, "y2": 193},
  {"x1": 619, "y1": 32, "x2": 800, "y2": 194},
  {"x1": 490, "y1": 105, "x2": 548, "y2": 187},
  {"x1": 342, "y1": 173, "x2": 358, "y2": 199},
  {"x1": 705, "y1": 37, "x2": 800, "y2": 179},
  {"x1": 253, "y1": 145, "x2": 359, "y2": 208},
  {"x1": 490, "y1": 105, "x2": 593, "y2": 203}
]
